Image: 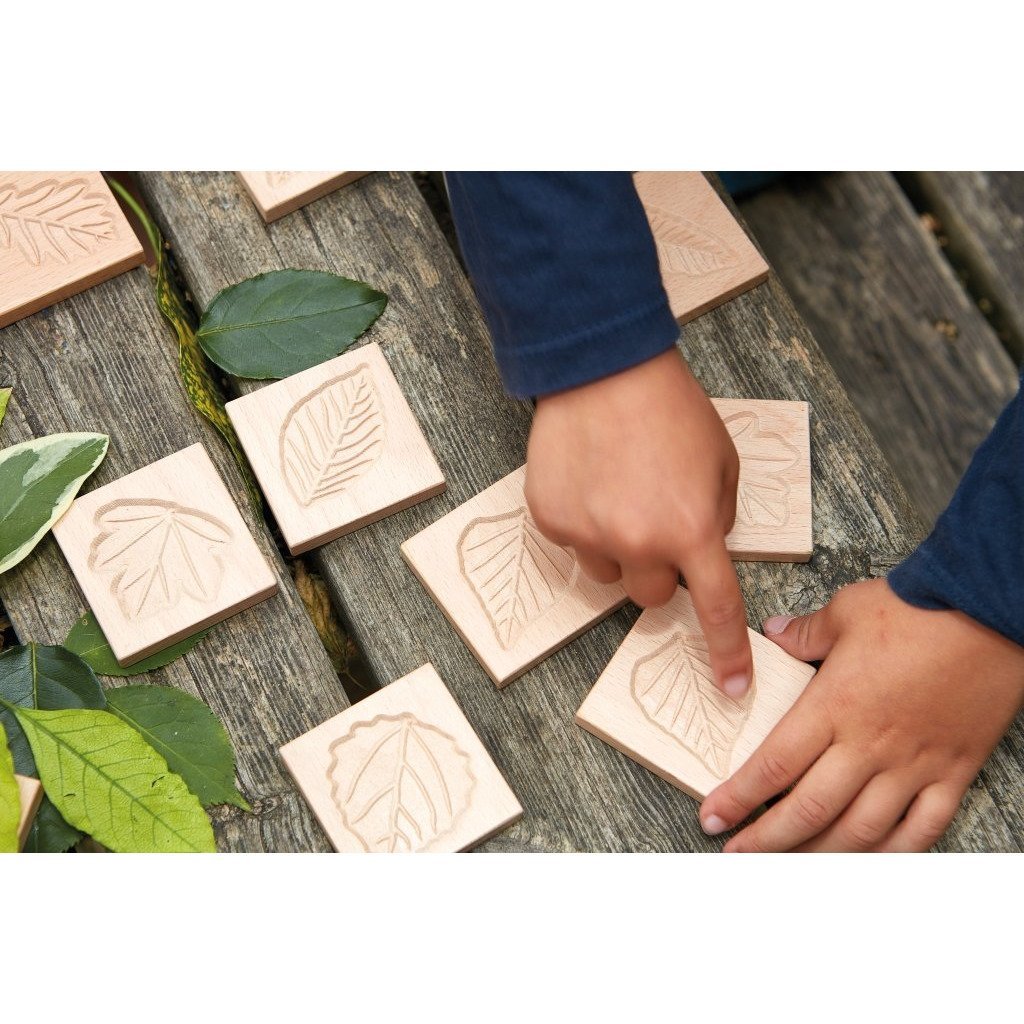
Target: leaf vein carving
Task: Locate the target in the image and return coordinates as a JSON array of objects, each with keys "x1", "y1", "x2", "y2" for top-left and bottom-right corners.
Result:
[
  {"x1": 648, "y1": 206, "x2": 739, "y2": 277},
  {"x1": 723, "y1": 412, "x2": 799, "y2": 528}
]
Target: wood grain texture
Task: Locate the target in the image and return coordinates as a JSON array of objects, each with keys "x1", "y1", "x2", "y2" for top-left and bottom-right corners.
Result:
[
  {"x1": 577, "y1": 586, "x2": 816, "y2": 800},
  {"x1": 137, "y1": 170, "x2": 1018, "y2": 851},
  {"x1": 910, "y1": 172, "x2": 1024, "y2": 361},
  {"x1": 0, "y1": 267, "x2": 351, "y2": 852},
  {"x1": 16, "y1": 774, "x2": 43, "y2": 850},
  {"x1": 237, "y1": 172, "x2": 369, "y2": 223},
  {"x1": 636, "y1": 171, "x2": 769, "y2": 323},
  {"x1": 0, "y1": 173, "x2": 144, "y2": 327},
  {"x1": 52, "y1": 444, "x2": 277, "y2": 664},
  {"x1": 281, "y1": 663, "x2": 522, "y2": 851},
  {"x1": 740, "y1": 172, "x2": 1019, "y2": 525},
  {"x1": 226, "y1": 343, "x2": 446, "y2": 554}
]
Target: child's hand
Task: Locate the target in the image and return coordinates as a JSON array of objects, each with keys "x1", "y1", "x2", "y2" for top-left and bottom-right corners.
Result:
[
  {"x1": 700, "y1": 578, "x2": 1024, "y2": 851},
  {"x1": 525, "y1": 348, "x2": 753, "y2": 695}
]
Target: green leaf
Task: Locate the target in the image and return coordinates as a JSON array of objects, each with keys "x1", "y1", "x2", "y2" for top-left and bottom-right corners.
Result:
[
  {"x1": 106, "y1": 685, "x2": 250, "y2": 810},
  {"x1": 3, "y1": 703, "x2": 216, "y2": 853},
  {"x1": 23, "y1": 795, "x2": 82, "y2": 852},
  {"x1": 0, "y1": 721, "x2": 20, "y2": 852},
  {"x1": 197, "y1": 269, "x2": 388, "y2": 379},
  {"x1": 0, "y1": 643, "x2": 106, "y2": 776},
  {"x1": 65, "y1": 612, "x2": 211, "y2": 677},
  {"x1": 0, "y1": 388, "x2": 11, "y2": 432},
  {"x1": 0, "y1": 432, "x2": 108, "y2": 575}
]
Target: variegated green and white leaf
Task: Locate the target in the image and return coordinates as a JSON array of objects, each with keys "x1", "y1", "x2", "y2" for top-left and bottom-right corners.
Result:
[{"x1": 0, "y1": 721, "x2": 20, "y2": 853}]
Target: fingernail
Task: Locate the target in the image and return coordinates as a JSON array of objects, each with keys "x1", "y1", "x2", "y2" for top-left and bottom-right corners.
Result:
[
  {"x1": 702, "y1": 814, "x2": 728, "y2": 836},
  {"x1": 763, "y1": 615, "x2": 794, "y2": 636},
  {"x1": 723, "y1": 673, "x2": 749, "y2": 698}
]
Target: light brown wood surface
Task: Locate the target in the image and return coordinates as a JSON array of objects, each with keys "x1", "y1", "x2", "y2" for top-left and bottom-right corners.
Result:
[
  {"x1": 226, "y1": 343, "x2": 446, "y2": 554},
  {"x1": 280, "y1": 663, "x2": 523, "y2": 852},
  {"x1": 713, "y1": 398, "x2": 812, "y2": 561},
  {"x1": 402, "y1": 466, "x2": 629, "y2": 687},
  {"x1": 0, "y1": 172, "x2": 144, "y2": 327},
  {"x1": 635, "y1": 171, "x2": 769, "y2": 323},
  {"x1": 15, "y1": 774, "x2": 43, "y2": 850},
  {"x1": 576, "y1": 585, "x2": 816, "y2": 800},
  {"x1": 237, "y1": 171, "x2": 369, "y2": 222},
  {"x1": 51, "y1": 443, "x2": 278, "y2": 666}
]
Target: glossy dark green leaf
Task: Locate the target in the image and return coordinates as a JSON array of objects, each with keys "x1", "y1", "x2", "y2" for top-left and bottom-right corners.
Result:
[
  {"x1": 196, "y1": 269, "x2": 387, "y2": 379},
  {"x1": 106, "y1": 685, "x2": 249, "y2": 810},
  {"x1": 64, "y1": 612, "x2": 211, "y2": 676},
  {"x1": 23, "y1": 795, "x2": 82, "y2": 853}
]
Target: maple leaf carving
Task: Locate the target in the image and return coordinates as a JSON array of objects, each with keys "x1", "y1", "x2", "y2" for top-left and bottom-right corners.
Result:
[
  {"x1": 724, "y1": 412, "x2": 799, "y2": 528},
  {"x1": 88, "y1": 500, "x2": 233, "y2": 620},
  {"x1": 0, "y1": 177, "x2": 116, "y2": 266},
  {"x1": 459, "y1": 508, "x2": 579, "y2": 650},
  {"x1": 327, "y1": 713, "x2": 476, "y2": 852},
  {"x1": 647, "y1": 206, "x2": 739, "y2": 276},
  {"x1": 279, "y1": 364, "x2": 386, "y2": 507},
  {"x1": 631, "y1": 632, "x2": 754, "y2": 777}
]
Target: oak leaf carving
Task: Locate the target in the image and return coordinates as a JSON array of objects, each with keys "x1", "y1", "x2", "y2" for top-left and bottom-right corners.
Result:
[
  {"x1": 648, "y1": 206, "x2": 739, "y2": 276},
  {"x1": 0, "y1": 177, "x2": 116, "y2": 266},
  {"x1": 459, "y1": 508, "x2": 579, "y2": 649},
  {"x1": 327, "y1": 713, "x2": 476, "y2": 852},
  {"x1": 724, "y1": 412, "x2": 799, "y2": 528},
  {"x1": 279, "y1": 364, "x2": 385, "y2": 507},
  {"x1": 631, "y1": 631, "x2": 753, "y2": 777},
  {"x1": 88, "y1": 500, "x2": 233, "y2": 621}
]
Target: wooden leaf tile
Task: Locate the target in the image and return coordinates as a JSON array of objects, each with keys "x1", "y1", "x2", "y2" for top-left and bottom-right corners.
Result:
[
  {"x1": 16, "y1": 775, "x2": 43, "y2": 851},
  {"x1": 236, "y1": 171, "x2": 369, "y2": 222}
]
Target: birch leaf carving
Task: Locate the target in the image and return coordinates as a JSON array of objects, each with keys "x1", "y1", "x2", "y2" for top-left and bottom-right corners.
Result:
[
  {"x1": 328, "y1": 713, "x2": 475, "y2": 852},
  {"x1": 280, "y1": 365, "x2": 385, "y2": 506},
  {"x1": 0, "y1": 177, "x2": 116, "y2": 266},
  {"x1": 459, "y1": 508, "x2": 578, "y2": 649},
  {"x1": 631, "y1": 632, "x2": 753, "y2": 777},
  {"x1": 88, "y1": 500, "x2": 233, "y2": 620},
  {"x1": 725, "y1": 412, "x2": 799, "y2": 527},
  {"x1": 648, "y1": 207, "x2": 739, "y2": 276}
]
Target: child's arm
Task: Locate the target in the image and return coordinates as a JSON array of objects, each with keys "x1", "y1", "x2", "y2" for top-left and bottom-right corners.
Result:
[
  {"x1": 700, "y1": 375, "x2": 1024, "y2": 850},
  {"x1": 447, "y1": 172, "x2": 754, "y2": 695}
]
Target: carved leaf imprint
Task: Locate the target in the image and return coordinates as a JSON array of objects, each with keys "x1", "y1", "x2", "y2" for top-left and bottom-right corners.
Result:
[
  {"x1": 88, "y1": 500, "x2": 233, "y2": 621},
  {"x1": 459, "y1": 508, "x2": 579, "y2": 650},
  {"x1": 279, "y1": 365, "x2": 385, "y2": 507},
  {"x1": 0, "y1": 177, "x2": 116, "y2": 266},
  {"x1": 648, "y1": 207, "x2": 739, "y2": 276},
  {"x1": 631, "y1": 632, "x2": 753, "y2": 777},
  {"x1": 327, "y1": 714, "x2": 476, "y2": 852},
  {"x1": 265, "y1": 171, "x2": 296, "y2": 188},
  {"x1": 724, "y1": 412, "x2": 799, "y2": 528}
]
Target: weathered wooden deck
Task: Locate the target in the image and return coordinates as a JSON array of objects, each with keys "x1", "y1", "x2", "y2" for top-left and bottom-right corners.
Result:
[{"x1": 1, "y1": 170, "x2": 1020, "y2": 850}]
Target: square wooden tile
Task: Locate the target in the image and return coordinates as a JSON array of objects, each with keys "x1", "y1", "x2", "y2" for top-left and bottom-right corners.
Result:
[
  {"x1": 226, "y1": 343, "x2": 446, "y2": 555},
  {"x1": 712, "y1": 397, "x2": 812, "y2": 562},
  {"x1": 402, "y1": 467, "x2": 629, "y2": 687},
  {"x1": 0, "y1": 172, "x2": 145, "y2": 327},
  {"x1": 576, "y1": 586, "x2": 816, "y2": 800},
  {"x1": 16, "y1": 775, "x2": 43, "y2": 851},
  {"x1": 634, "y1": 171, "x2": 769, "y2": 323},
  {"x1": 237, "y1": 171, "x2": 368, "y2": 222},
  {"x1": 51, "y1": 443, "x2": 278, "y2": 667},
  {"x1": 280, "y1": 663, "x2": 523, "y2": 852}
]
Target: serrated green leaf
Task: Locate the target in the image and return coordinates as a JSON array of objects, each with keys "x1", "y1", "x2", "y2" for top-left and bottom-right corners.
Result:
[
  {"x1": 64, "y1": 612, "x2": 211, "y2": 677},
  {"x1": 0, "y1": 643, "x2": 106, "y2": 776},
  {"x1": 0, "y1": 721, "x2": 20, "y2": 853},
  {"x1": 3, "y1": 703, "x2": 216, "y2": 853},
  {"x1": 197, "y1": 269, "x2": 388, "y2": 379},
  {"x1": 0, "y1": 432, "x2": 108, "y2": 575},
  {"x1": 0, "y1": 388, "x2": 11, "y2": 432},
  {"x1": 23, "y1": 794, "x2": 82, "y2": 852},
  {"x1": 106, "y1": 685, "x2": 249, "y2": 809}
]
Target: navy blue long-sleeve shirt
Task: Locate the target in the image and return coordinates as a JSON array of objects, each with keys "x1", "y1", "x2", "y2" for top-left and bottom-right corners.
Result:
[{"x1": 447, "y1": 171, "x2": 1024, "y2": 652}]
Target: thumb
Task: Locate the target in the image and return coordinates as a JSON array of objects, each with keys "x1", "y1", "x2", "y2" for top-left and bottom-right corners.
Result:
[{"x1": 762, "y1": 605, "x2": 839, "y2": 662}]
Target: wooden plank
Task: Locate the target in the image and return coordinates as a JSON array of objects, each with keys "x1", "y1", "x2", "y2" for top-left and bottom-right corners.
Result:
[
  {"x1": 740, "y1": 172, "x2": 1019, "y2": 525},
  {"x1": 281, "y1": 663, "x2": 523, "y2": 852},
  {"x1": 0, "y1": 173, "x2": 145, "y2": 328},
  {"x1": 909, "y1": 171, "x2": 1024, "y2": 361},
  {"x1": 0, "y1": 266, "x2": 351, "y2": 851},
  {"x1": 138, "y1": 170, "x2": 1018, "y2": 851}
]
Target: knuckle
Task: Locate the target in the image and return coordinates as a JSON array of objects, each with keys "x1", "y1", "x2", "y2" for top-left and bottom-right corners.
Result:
[
  {"x1": 793, "y1": 792, "x2": 832, "y2": 831},
  {"x1": 701, "y1": 597, "x2": 745, "y2": 631},
  {"x1": 917, "y1": 808, "x2": 956, "y2": 846},
  {"x1": 845, "y1": 816, "x2": 887, "y2": 850},
  {"x1": 757, "y1": 752, "x2": 793, "y2": 792}
]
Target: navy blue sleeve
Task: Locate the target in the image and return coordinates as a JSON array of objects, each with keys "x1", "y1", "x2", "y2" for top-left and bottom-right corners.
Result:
[
  {"x1": 446, "y1": 172, "x2": 680, "y2": 398},
  {"x1": 889, "y1": 370, "x2": 1024, "y2": 649}
]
